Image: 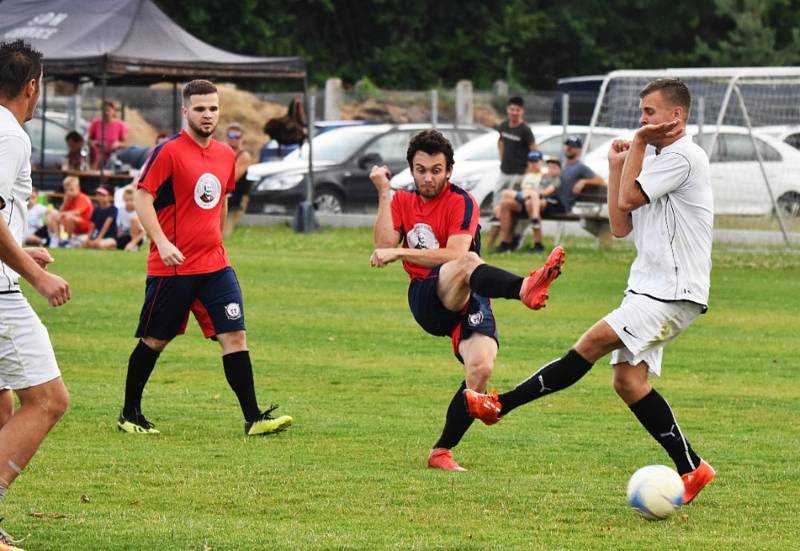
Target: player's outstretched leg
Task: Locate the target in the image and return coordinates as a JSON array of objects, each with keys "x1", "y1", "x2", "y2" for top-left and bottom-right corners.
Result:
[
  {"x1": 222, "y1": 350, "x2": 292, "y2": 436},
  {"x1": 622, "y1": 384, "x2": 715, "y2": 504},
  {"x1": 118, "y1": 340, "x2": 162, "y2": 434},
  {"x1": 467, "y1": 246, "x2": 565, "y2": 310},
  {"x1": 464, "y1": 349, "x2": 593, "y2": 425},
  {"x1": 428, "y1": 381, "x2": 473, "y2": 471}
]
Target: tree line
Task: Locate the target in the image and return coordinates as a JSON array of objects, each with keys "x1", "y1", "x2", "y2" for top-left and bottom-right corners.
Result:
[{"x1": 158, "y1": 0, "x2": 800, "y2": 90}]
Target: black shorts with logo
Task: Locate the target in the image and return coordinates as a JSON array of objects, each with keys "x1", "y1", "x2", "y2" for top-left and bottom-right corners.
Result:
[
  {"x1": 407, "y1": 265, "x2": 498, "y2": 363},
  {"x1": 135, "y1": 266, "x2": 245, "y2": 340}
]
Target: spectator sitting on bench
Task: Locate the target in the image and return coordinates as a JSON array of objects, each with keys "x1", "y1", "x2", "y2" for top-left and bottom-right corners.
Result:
[
  {"x1": 25, "y1": 187, "x2": 49, "y2": 246},
  {"x1": 495, "y1": 137, "x2": 604, "y2": 253},
  {"x1": 80, "y1": 186, "x2": 118, "y2": 250},
  {"x1": 496, "y1": 156, "x2": 562, "y2": 253},
  {"x1": 114, "y1": 187, "x2": 145, "y2": 251},
  {"x1": 46, "y1": 176, "x2": 93, "y2": 247},
  {"x1": 494, "y1": 151, "x2": 547, "y2": 253}
]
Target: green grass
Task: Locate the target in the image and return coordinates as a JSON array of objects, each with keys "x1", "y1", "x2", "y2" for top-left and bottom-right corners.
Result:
[{"x1": 4, "y1": 226, "x2": 800, "y2": 550}]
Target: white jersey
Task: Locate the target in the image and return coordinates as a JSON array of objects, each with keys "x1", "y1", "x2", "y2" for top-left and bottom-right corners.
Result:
[
  {"x1": 0, "y1": 105, "x2": 32, "y2": 292},
  {"x1": 116, "y1": 205, "x2": 134, "y2": 236},
  {"x1": 628, "y1": 134, "x2": 713, "y2": 309}
]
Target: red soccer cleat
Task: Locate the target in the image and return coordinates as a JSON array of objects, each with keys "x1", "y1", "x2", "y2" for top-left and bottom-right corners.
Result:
[
  {"x1": 427, "y1": 448, "x2": 466, "y2": 471},
  {"x1": 520, "y1": 245, "x2": 566, "y2": 310},
  {"x1": 463, "y1": 388, "x2": 502, "y2": 425},
  {"x1": 681, "y1": 459, "x2": 716, "y2": 504}
]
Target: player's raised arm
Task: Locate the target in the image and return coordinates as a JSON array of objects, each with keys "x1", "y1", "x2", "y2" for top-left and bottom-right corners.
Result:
[
  {"x1": 607, "y1": 139, "x2": 634, "y2": 237},
  {"x1": 133, "y1": 187, "x2": 184, "y2": 266},
  {"x1": 371, "y1": 164, "x2": 400, "y2": 248}
]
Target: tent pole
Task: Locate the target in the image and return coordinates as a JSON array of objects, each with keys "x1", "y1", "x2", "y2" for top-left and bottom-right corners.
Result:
[
  {"x1": 172, "y1": 81, "x2": 178, "y2": 133},
  {"x1": 99, "y1": 70, "x2": 107, "y2": 177},
  {"x1": 39, "y1": 77, "x2": 47, "y2": 188}
]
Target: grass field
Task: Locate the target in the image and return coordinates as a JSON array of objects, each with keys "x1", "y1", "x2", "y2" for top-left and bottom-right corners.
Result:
[{"x1": 3, "y1": 226, "x2": 799, "y2": 550}]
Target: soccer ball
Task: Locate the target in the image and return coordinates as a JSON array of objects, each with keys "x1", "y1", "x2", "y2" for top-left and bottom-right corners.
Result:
[{"x1": 626, "y1": 465, "x2": 685, "y2": 520}]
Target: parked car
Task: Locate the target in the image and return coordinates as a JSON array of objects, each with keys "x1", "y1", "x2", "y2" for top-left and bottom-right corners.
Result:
[
  {"x1": 756, "y1": 125, "x2": 800, "y2": 151},
  {"x1": 390, "y1": 125, "x2": 626, "y2": 212},
  {"x1": 582, "y1": 125, "x2": 800, "y2": 216},
  {"x1": 258, "y1": 120, "x2": 369, "y2": 162},
  {"x1": 246, "y1": 123, "x2": 489, "y2": 214}
]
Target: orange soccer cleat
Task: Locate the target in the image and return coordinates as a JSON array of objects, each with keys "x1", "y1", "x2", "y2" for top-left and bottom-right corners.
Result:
[
  {"x1": 427, "y1": 448, "x2": 467, "y2": 472},
  {"x1": 463, "y1": 388, "x2": 502, "y2": 425},
  {"x1": 520, "y1": 245, "x2": 566, "y2": 310},
  {"x1": 681, "y1": 459, "x2": 716, "y2": 504}
]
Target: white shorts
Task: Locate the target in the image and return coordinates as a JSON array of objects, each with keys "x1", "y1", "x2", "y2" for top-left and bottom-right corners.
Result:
[
  {"x1": 492, "y1": 172, "x2": 524, "y2": 210},
  {"x1": 603, "y1": 293, "x2": 702, "y2": 376},
  {"x1": 0, "y1": 293, "x2": 61, "y2": 390}
]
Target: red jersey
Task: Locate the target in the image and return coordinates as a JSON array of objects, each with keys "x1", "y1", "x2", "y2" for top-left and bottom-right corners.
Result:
[
  {"x1": 62, "y1": 192, "x2": 93, "y2": 223},
  {"x1": 137, "y1": 130, "x2": 235, "y2": 276},
  {"x1": 390, "y1": 182, "x2": 480, "y2": 280}
]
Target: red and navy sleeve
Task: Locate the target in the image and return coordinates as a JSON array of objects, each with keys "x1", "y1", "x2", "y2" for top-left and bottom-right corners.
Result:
[
  {"x1": 445, "y1": 186, "x2": 479, "y2": 237},
  {"x1": 138, "y1": 141, "x2": 173, "y2": 199}
]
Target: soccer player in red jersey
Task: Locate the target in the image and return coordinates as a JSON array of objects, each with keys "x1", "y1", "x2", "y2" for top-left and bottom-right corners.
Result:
[
  {"x1": 369, "y1": 130, "x2": 565, "y2": 471},
  {"x1": 117, "y1": 80, "x2": 292, "y2": 436}
]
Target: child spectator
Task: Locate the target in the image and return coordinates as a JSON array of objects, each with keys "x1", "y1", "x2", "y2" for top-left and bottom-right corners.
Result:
[
  {"x1": 25, "y1": 187, "x2": 49, "y2": 245},
  {"x1": 63, "y1": 130, "x2": 86, "y2": 170},
  {"x1": 115, "y1": 187, "x2": 145, "y2": 251},
  {"x1": 46, "y1": 176, "x2": 93, "y2": 247},
  {"x1": 81, "y1": 186, "x2": 118, "y2": 249}
]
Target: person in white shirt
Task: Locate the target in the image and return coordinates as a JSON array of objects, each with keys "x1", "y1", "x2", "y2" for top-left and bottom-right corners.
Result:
[
  {"x1": 24, "y1": 187, "x2": 48, "y2": 245},
  {"x1": 0, "y1": 39, "x2": 71, "y2": 547},
  {"x1": 462, "y1": 79, "x2": 716, "y2": 505}
]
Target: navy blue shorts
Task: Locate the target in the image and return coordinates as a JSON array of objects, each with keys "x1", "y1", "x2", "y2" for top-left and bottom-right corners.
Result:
[
  {"x1": 407, "y1": 266, "x2": 498, "y2": 363},
  {"x1": 542, "y1": 198, "x2": 567, "y2": 216},
  {"x1": 136, "y1": 267, "x2": 245, "y2": 340}
]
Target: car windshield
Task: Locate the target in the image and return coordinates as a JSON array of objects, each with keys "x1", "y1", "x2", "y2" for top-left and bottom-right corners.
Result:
[
  {"x1": 286, "y1": 129, "x2": 379, "y2": 162},
  {"x1": 455, "y1": 134, "x2": 498, "y2": 162}
]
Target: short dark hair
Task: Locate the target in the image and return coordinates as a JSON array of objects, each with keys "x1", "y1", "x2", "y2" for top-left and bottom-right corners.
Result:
[
  {"x1": 406, "y1": 129, "x2": 455, "y2": 169},
  {"x1": 65, "y1": 130, "x2": 83, "y2": 142},
  {"x1": 182, "y1": 79, "x2": 217, "y2": 103},
  {"x1": 508, "y1": 96, "x2": 524, "y2": 108},
  {"x1": 640, "y1": 78, "x2": 691, "y2": 114},
  {"x1": 0, "y1": 40, "x2": 42, "y2": 100}
]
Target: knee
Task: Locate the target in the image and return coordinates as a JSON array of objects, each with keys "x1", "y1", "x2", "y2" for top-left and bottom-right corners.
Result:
[
  {"x1": 142, "y1": 336, "x2": 169, "y2": 352},
  {"x1": 35, "y1": 384, "x2": 70, "y2": 423},
  {"x1": 457, "y1": 252, "x2": 483, "y2": 276},
  {"x1": 612, "y1": 372, "x2": 649, "y2": 404},
  {"x1": 466, "y1": 362, "x2": 494, "y2": 393}
]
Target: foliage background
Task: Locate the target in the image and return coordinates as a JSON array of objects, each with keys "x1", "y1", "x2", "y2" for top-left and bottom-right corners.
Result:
[{"x1": 158, "y1": 0, "x2": 800, "y2": 89}]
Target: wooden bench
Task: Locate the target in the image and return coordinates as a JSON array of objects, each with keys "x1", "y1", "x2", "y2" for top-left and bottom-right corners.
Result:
[{"x1": 518, "y1": 185, "x2": 612, "y2": 249}]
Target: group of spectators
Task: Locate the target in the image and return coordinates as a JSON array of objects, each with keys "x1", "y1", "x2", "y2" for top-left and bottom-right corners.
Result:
[
  {"x1": 26, "y1": 178, "x2": 144, "y2": 251},
  {"x1": 488, "y1": 96, "x2": 604, "y2": 254}
]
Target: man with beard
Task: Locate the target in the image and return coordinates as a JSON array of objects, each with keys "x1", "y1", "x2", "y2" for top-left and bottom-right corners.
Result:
[
  {"x1": 555, "y1": 135, "x2": 605, "y2": 214},
  {"x1": 369, "y1": 129, "x2": 565, "y2": 471},
  {"x1": 116, "y1": 80, "x2": 292, "y2": 437}
]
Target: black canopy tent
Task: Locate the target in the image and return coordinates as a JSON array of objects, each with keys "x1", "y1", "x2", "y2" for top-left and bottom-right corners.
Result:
[{"x1": 0, "y1": 0, "x2": 314, "y2": 223}]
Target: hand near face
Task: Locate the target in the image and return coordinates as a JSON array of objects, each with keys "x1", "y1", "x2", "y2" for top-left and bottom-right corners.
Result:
[
  {"x1": 635, "y1": 119, "x2": 681, "y2": 144},
  {"x1": 608, "y1": 139, "x2": 631, "y2": 164}
]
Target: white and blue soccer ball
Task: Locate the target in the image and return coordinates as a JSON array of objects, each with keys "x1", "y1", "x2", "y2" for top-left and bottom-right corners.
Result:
[{"x1": 626, "y1": 464, "x2": 685, "y2": 520}]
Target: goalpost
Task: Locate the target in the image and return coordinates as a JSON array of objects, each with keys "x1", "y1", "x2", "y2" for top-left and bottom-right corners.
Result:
[{"x1": 585, "y1": 68, "x2": 800, "y2": 246}]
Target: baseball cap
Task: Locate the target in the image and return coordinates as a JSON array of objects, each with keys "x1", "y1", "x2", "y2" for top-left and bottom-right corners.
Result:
[
  {"x1": 527, "y1": 150, "x2": 543, "y2": 162},
  {"x1": 564, "y1": 135, "x2": 583, "y2": 148}
]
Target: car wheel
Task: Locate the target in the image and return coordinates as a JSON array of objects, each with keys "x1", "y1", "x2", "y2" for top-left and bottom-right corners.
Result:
[
  {"x1": 313, "y1": 188, "x2": 344, "y2": 214},
  {"x1": 777, "y1": 191, "x2": 800, "y2": 216}
]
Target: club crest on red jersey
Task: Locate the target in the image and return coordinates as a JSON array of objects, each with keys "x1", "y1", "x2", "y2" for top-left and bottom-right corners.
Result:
[
  {"x1": 194, "y1": 173, "x2": 222, "y2": 209},
  {"x1": 407, "y1": 223, "x2": 439, "y2": 250}
]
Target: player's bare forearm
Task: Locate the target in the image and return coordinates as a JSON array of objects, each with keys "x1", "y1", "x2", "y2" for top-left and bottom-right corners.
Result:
[
  {"x1": 607, "y1": 160, "x2": 632, "y2": 237},
  {"x1": 0, "y1": 220, "x2": 47, "y2": 282},
  {"x1": 373, "y1": 190, "x2": 399, "y2": 248},
  {"x1": 134, "y1": 188, "x2": 169, "y2": 246},
  {"x1": 619, "y1": 138, "x2": 648, "y2": 212},
  {"x1": 394, "y1": 246, "x2": 465, "y2": 268}
]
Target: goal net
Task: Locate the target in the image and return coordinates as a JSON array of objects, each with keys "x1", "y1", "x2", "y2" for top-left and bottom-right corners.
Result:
[{"x1": 585, "y1": 68, "x2": 800, "y2": 246}]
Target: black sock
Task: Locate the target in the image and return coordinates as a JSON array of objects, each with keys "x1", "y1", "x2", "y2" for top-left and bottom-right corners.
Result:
[
  {"x1": 433, "y1": 381, "x2": 474, "y2": 449},
  {"x1": 629, "y1": 388, "x2": 702, "y2": 475},
  {"x1": 122, "y1": 340, "x2": 160, "y2": 418},
  {"x1": 223, "y1": 351, "x2": 261, "y2": 422},
  {"x1": 498, "y1": 349, "x2": 593, "y2": 416},
  {"x1": 469, "y1": 264, "x2": 524, "y2": 299}
]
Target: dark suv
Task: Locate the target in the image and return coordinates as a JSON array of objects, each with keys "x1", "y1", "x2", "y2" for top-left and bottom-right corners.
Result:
[{"x1": 246, "y1": 123, "x2": 489, "y2": 214}]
